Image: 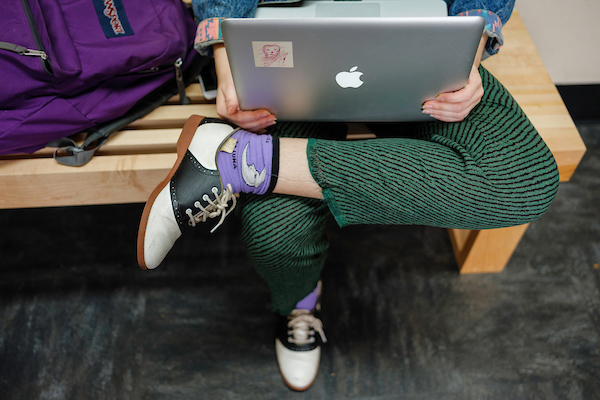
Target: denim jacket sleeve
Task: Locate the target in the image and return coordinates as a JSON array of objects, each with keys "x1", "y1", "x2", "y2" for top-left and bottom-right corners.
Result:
[
  {"x1": 192, "y1": 0, "x2": 258, "y2": 56},
  {"x1": 444, "y1": 0, "x2": 515, "y2": 58},
  {"x1": 193, "y1": 0, "x2": 295, "y2": 56}
]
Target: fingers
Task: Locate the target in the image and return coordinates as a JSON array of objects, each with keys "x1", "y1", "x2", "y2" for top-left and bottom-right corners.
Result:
[
  {"x1": 422, "y1": 68, "x2": 484, "y2": 122},
  {"x1": 216, "y1": 82, "x2": 276, "y2": 133},
  {"x1": 422, "y1": 94, "x2": 481, "y2": 122},
  {"x1": 437, "y1": 83, "x2": 479, "y2": 104},
  {"x1": 218, "y1": 103, "x2": 277, "y2": 133},
  {"x1": 231, "y1": 110, "x2": 277, "y2": 133}
]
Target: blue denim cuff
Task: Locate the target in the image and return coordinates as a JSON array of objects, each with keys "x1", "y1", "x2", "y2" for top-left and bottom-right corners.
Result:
[
  {"x1": 458, "y1": 9, "x2": 504, "y2": 58},
  {"x1": 194, "y1": 17, "x2": 226, "y2": 57}
]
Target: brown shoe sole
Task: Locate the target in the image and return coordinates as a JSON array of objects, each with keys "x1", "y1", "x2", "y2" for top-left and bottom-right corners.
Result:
[{"x1": 136, "y1": 114, "x2": 206, "y2": 269}]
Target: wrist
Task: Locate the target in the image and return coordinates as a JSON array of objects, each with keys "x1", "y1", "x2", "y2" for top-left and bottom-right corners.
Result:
[
  {"x1": 213, "y1": 44, "x2": 232, "y2": 83},
  {"x1": 472, "y1": 34, "x2": 487, "y2": 70}
]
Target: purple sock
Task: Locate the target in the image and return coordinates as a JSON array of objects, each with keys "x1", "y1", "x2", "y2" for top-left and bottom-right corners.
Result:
[
  {"x1": 295, "y1": 286, "x2": 319, "y2": 311},
  {"x1": 216, "y1": 129, "x2": 279, "y2": 195}
]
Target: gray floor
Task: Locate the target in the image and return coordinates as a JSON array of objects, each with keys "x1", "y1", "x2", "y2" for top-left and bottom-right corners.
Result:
[{"x1": 1, "y1": 122, "x2": 599, "y2": 400}]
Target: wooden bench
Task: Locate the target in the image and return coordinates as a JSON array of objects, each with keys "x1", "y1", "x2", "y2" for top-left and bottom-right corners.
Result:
[{"x1": 0, "y1": 11, "x2": 586, "y2": 274}]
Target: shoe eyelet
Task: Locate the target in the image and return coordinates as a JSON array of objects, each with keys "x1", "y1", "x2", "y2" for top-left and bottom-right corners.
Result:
[{"x1": 202, "y1": 194, "x2": 210, "y2": 201}]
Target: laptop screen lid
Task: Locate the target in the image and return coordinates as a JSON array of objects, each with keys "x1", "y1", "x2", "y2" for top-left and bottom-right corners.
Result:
[
  {"x1": 221, "y1": 16, "x2": 484, "y2": 122},
  {"x1": 254, "y1": 1, "x2": 448, "y2": 19}
]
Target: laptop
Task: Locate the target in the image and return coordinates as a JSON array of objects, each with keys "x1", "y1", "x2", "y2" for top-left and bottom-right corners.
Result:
[{"x1": 221, "y1": 1, "x2": 484, "y2": 122}]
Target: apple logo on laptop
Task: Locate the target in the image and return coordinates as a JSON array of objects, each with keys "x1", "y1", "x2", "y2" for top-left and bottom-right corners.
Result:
[{"x1": 335, "y1": 66, "x2": 364, "y2": 88}]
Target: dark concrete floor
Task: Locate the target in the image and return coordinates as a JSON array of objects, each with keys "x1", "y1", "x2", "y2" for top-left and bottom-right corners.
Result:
[{"x1": 1, "y1": 122, "x2": 599, "y2": 400}]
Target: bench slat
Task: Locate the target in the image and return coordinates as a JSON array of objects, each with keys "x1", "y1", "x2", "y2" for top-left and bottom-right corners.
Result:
[{"x1": 0, "y1": 154, "x2": 175, "y2": 208}]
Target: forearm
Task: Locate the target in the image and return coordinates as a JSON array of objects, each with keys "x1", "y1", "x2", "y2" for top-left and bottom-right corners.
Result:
[
  {"x1": 213, "y1": 44, "x2": 231, "y2": 84},
  {"x1": 474, "y1": 33, "x2": 488, "y2": 67}
]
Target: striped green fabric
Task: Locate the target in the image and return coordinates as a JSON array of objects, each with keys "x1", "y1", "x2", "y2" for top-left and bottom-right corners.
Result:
[
  {"x1": 238, "y1": 194, "x2": 331, "y2": 315},
  {"x1": 309, "y1": 66, "x2": 559, "y2": 229},
  {"x1": 238, "y1": 67, "x2": 559, "y2": 315}
]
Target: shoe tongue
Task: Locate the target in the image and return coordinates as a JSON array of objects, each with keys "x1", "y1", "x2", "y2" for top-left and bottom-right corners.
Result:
[{"x1": 189, "y1": 122, "x2": 235, "y2": 170}]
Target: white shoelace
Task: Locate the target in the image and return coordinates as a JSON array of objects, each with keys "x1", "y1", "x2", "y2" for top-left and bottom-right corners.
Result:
[
  {"x1": 287, "y1": 309, "x2": 327, "y2": 345},
  {"x1": 185, "y1": 184, "x2": 236, "y2": 233}
]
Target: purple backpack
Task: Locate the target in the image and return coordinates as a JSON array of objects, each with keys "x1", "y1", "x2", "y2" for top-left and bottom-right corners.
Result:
[{"x1": 0, "y1": 0, "x2": 199, "y2": 158}]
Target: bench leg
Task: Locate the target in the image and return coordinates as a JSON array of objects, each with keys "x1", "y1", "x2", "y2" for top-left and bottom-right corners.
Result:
[{"x1": 447, "y1": 224, "x2": 530, "y2": 274}]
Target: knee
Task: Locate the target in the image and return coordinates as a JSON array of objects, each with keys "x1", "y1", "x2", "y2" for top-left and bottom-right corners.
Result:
[
  {"x1": 498, "y1": 151, "x2": 560, "y2": 226},
  {"x1": 525, "y1": 157, "x2": 560, "y2": 221}
]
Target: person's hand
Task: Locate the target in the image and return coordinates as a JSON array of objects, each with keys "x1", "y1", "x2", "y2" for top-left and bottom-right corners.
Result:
[
  {"x1": 421, "y1": 64, "x2": 483, "y2": 122},
  {"x1": 213, "y1": 44, "x2": 276, "y2": 133},
  {"x1": 422, "y1": 34, "x2": 487, "y2": 123}
]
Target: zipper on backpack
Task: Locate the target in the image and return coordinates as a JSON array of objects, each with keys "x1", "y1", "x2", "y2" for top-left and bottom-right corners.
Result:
[
  {"x1": 137, "y1": 65, "x2": 166, "y2": 74},
  {"x1": 0, "y1": 42, "x2": 48, "y2": 59},
  {"x1": 135, "y1": 57, "x2": 189, "y2": 105},
  {"x1": 20, "y1": 0, "x2": 53, "y2": 75}
]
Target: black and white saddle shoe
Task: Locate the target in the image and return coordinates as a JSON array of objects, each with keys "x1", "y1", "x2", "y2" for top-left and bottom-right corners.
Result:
[
  {"x1": 137, "y1": 115, "x2": 237, "y2": 270},
  {"x1": 276, "y1": 286, "x2": 327, "y2": 391}
]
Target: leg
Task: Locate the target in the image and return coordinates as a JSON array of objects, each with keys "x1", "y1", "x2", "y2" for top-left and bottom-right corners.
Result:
[
  {"x1": 273, "y1": 138, "x2": 323, "y2": 200},
  {"x1": 137, "y1": 118, "x2": 345, "y2": 391},
  {"x1": 236, "y1": 121, "x2": 345, "y2": 391},
  {"x1": 239, "y1": 121, "x2": 347, "y2": 315},
  {"x1": 237, "y1": 193, "x2": 329, "y2": 315},
  {"x1": 273, "y1": 67, "x2": 560, "y2": 230},
  {"x1": 139, "y1": 67, "x2": 559, "y2": 268}
]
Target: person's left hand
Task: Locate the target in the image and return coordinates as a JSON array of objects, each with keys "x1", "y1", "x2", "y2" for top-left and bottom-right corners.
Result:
[{"x1": 421, "y1": 63, "x2": 484, "y2": 123}]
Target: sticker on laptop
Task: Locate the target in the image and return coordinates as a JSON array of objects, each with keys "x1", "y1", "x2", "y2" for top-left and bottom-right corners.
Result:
[{"x1": 252, "y1": 41, "x2": 293, "y2": 68}]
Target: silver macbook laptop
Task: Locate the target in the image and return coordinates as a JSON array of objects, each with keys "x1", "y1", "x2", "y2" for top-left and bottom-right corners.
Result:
[{"x1": 221, "y1": 2, "x2": 484, "y2": 122}]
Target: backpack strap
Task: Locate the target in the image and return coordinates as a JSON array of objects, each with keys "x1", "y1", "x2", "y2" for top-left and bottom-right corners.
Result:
[
  {"x1": 49, "y1": 135, "x2": 109, "y2": 167},
  {"x1": 51, "y1": 54, "x2": 205, "y2": 166}
]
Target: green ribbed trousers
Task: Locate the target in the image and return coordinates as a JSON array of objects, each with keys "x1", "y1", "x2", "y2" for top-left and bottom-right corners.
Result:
[{"x1": 236, "y1": 67, "x2": 559, "y2": 315}]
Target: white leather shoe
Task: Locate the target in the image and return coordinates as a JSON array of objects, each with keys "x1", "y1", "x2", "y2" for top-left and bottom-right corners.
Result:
[
  {"x1": 275, "y1": 307, "x2": 327, "y2": 391},
  {"x1": 137, "y1": 115, "x2": 237, "y2": 269}
]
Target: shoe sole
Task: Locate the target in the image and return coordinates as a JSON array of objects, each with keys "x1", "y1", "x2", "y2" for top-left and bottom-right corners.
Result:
[{"x1": 136, "y1": 115, "x2": 207, "y2": 270}]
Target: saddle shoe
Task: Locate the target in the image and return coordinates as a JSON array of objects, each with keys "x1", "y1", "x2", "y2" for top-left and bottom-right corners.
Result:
[
  {"x1": 137, "y1": 115, "x2": 237, "y2": 269},
  {"x1": 276, "y1": 282, "x2": 327, "y2": 391}
]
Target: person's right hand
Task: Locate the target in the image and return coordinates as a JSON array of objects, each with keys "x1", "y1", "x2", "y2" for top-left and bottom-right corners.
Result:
[{"x1": 213, "y1": 44, "x2": 276, "y2": 133}]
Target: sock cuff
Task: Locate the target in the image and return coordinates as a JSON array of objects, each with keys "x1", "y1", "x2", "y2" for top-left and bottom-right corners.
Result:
[{"x1": 266, "y1": 136, "x2": 280, "y2": 194}]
